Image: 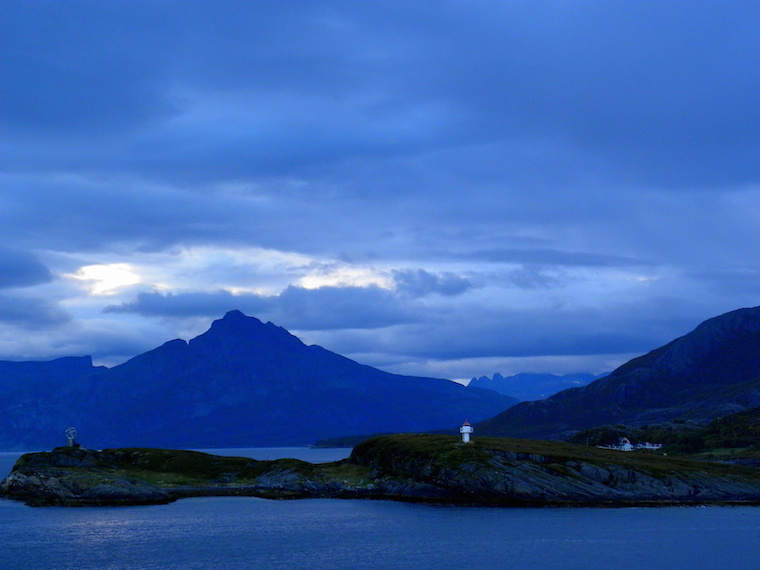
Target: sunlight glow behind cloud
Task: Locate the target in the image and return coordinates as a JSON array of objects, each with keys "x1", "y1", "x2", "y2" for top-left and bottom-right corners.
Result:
[
  {"x1": 67, "y1": 264, "x2": 142, "y2": 296},
  {"x1": 297, "y1": 266, "x2": 393, "y2": 290}
]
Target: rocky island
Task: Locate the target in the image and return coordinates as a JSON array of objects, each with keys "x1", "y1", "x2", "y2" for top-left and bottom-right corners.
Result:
[{"x1": 2, "y1": 434, "x2": 760, "y2": 507}]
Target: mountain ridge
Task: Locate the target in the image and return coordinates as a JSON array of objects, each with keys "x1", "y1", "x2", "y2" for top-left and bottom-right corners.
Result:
[
  {"x1": 468, "y1": 372, "x2": 601, "y2": 401},
  {"x1": 477, "y1": 306, "x2": 760, "y2": 440},
  {"x1": 0, "y1": 311, "x2": 516, "y2": 450}
]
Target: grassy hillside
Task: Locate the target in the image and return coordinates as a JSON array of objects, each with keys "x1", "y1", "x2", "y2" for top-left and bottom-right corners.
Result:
[
  {"x1": 352, "y1": 433, "x2": 759, "y2": 479},
  {"x1": 567, "y1": 406, "x2": 760, "y2": 458}
]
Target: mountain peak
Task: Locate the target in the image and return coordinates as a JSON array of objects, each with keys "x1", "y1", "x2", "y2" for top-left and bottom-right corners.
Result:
[
  {"x1": 208, "y1": 310, "x2": 266, "y2": 333},
  {"x1": 188, "y1": 310, "x2": 304, "y2": 355},
  {"x1": 222, "y1": 309, "x2": 247, "y2": 321}
]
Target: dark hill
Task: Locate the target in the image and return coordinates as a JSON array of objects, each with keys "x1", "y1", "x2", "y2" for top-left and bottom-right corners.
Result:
[
  {"x1": 478, "y1": 306, "x2": 760, "y2": 440},
  {"x1": 0, "y1": 311, "x2": 516, "y2": 449}
]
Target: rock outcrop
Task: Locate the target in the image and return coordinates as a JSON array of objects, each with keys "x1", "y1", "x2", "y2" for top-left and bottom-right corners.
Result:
[
  {"x1": 3, "y1": 435, "x2": 760, "y2": 507},
  {"x1": 349, "y1": 435, "x2": 760, "y2": 505}
]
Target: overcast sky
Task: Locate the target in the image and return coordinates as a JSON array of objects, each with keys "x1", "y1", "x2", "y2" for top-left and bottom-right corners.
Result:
[{"x1": 2, "y1": 1, "x2": 760, "y2": 382}]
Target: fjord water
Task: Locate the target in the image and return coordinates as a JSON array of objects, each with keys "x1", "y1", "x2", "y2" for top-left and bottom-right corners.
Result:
[{"x1": 2, "y1": 450, "x2": 759, "y2": 570}]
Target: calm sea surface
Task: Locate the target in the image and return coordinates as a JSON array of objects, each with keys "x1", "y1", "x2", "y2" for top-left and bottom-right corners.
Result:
[{"x1": 2, "y1": 449, "x2": 759, "y2": 570}]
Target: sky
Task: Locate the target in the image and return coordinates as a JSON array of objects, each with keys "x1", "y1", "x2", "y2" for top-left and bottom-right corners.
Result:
[{"x1": 2, "y1": 1, "x2": 760, "y2": 383}]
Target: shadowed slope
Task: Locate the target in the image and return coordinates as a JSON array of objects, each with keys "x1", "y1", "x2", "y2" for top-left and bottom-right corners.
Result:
[{"x1": 478, "y1": 306, "x2": 760, "y2": 440}]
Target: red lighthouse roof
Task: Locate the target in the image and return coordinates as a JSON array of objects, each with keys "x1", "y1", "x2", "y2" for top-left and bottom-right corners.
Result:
[{"x1": 462, "y1": 420, "x2": 470, "y2": 426}]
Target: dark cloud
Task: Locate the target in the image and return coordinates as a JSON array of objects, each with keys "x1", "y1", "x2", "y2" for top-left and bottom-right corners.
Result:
[
  {"x1": 0, "y1": 174, "x2": 268, "y2": 253},
  {"x1": 275, "y1": 285, "x2": 416, "y2": 330},
  {"x1": 105, "y1": 290, "x2": 261, "y2": 318},
  {"x1": 0, "y1": 2, "x2": 759, "y2": 375},
  {"x1": 0, "y1": 294, "x2": 70, "y2": 327},
  {"x1": 0, "y1": 2, "x2": 176, "y2": 136},
  {"x1": 308, "y1": 297, "x2": 706, "y2": 365},
  {"x1": 446, "y1": 248, "x2": 644, "y2": 268},
  {"x1": 392, "y1": 269, "x2": 473, "y2": 297},
  {"x1": 107, "y1": 284, "x2": 416, "y2": 331},
  {"x1": 502, "y1": 267, "x2": 563, "y2": 290},
  {"x1": 2, "y1": 1, "x2": 758, "y2": 187},
  {"x1": 0, "y1": 248, "x2": 53, "y2": 289},
  {"x1": 104, "y1": 282, "x2": 708, "y2": 369}
]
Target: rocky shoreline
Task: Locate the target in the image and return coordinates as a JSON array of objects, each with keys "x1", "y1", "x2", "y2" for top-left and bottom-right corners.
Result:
[{"x1": 2, "y1": 435, "x2": 760, "y2": 507}]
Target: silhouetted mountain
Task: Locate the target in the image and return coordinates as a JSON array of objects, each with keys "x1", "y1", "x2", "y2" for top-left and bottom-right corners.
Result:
[
  {"x1": 478, "y1": 306, "x2": 760, "y2": 440},
  {"x1": 0, "y1": 311, "x2": 517, "y2": 449},
  {"x1": 468, "y1": 372, "x2": 601, "y2": 401},
  {"x1": 0, "y1": 356, "x2": 106, "y2": 448},
  {"x1": 0, "y1": 356, "x2": 103, "y2": 390}
]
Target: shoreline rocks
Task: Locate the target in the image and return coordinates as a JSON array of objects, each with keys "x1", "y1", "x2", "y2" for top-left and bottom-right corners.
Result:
[{"x1": 2, "y1": 436, "x2": 760, "y2": 507}]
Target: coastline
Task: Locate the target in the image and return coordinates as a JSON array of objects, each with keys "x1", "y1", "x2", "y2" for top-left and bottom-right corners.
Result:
[{"x1": 3, "y1": 435, "x2": 760, "y2": 507}]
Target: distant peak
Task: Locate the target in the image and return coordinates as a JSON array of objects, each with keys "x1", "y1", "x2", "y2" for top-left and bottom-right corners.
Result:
[
  {"x1": 214, "y1": 310, "x2": 266, "y2": 329},
  {"x1": 189, "y1": 311, "x2": 303, "y2": 352},
  {"x1": 223, "y1": 309, "x2": 247, "y2": 320}
]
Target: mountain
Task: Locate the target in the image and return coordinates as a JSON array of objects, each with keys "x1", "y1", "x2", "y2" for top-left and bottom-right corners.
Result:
[
  {"x1": 0, "y1": 356, "x2": 106, "y2": 445},
  {"x1": 468, "y1": 372, "x2": 601, "y2": 401},
  {"x1": 477, "y1": 306, "x2": 760, "y2": 440},
  {"x1": 0, "y1": 311, "x2": 517, "y2": 450}
]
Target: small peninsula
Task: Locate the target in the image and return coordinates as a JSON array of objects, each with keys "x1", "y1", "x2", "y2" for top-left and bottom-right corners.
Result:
[{"x1": 2, "y1": 435, "x2": 760, "y2": 507}]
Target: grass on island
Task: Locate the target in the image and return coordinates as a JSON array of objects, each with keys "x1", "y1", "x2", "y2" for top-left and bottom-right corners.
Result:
[
  {"x1": 14, "y1": 446, "x2": 371, "y2": 490},
  {"x1": 352, "y1": 433, "x2": 760, "y2": 482},
  {"x1": 14, "y1": 431, "x2": 760, "y2": 493}
]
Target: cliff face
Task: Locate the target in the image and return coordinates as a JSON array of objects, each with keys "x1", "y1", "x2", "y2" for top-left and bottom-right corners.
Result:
[{"x1": 3, "y1": 435, "x2": 759, "y2": 507}]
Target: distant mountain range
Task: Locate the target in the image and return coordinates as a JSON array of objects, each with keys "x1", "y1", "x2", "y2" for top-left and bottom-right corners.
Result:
[
  {"x1": 477, "y1": 306, "x2": 760, "y2": 440},
  {"x1": 0, "y1": 311, "x2": 517, "y2": 450},
  {"x1": 5, "y1": 306, "x2": 760, "y2": 451},
  {"x1": 468, "y1": 372, "x2": 604, "y2": 401}
]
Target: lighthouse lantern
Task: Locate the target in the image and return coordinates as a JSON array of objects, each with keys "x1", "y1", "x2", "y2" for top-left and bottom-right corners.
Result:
[{"x1": 460, "y1": 420, "x2": 473, "y2": 443}]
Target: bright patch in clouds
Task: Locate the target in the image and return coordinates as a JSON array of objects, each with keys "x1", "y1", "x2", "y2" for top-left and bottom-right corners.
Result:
[
  {"x1": 297, "y1": 266, "x2": 393, "y2": 290},
  {"x1": 67, "y1": 264, "x2": 142, "y2": 296}
]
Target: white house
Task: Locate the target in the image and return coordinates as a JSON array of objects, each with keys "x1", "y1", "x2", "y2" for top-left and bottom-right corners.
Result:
[{"x1": 597, "y1": 437, "x2": 663, "y2": 451}]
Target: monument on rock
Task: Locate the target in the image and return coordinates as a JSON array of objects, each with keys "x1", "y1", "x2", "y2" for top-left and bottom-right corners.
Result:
[{"x1": 65, "y1": 427, "x2": 78, "y2": 447}]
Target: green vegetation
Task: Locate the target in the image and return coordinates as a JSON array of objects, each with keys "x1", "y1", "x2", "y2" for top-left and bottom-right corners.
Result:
[
  {"x1": 568, "y1": 407, "x2": 760, "y2": 457},
  {"x1": 9, "y1": 446, "x2": 369, "y2": 496},
  {"x1": 5, "y1": 434, "x2": 760, "y2": 507},
  {"x1": 352, "y1": 433, "x2": 759, "y2": 480},
  {"x1": 701, "y1": 407, "x2": 760, "y2": 449}
]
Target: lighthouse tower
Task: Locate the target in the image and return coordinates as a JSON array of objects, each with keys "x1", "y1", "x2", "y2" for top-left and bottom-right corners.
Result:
[{"x1": 460, "y1": 421, "x2": 473, "y2": 443}]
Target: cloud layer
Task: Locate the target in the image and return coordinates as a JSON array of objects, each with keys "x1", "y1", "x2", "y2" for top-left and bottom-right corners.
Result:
[{"x1": 1, "y1": 1, "x2": 759, "y2": 380}]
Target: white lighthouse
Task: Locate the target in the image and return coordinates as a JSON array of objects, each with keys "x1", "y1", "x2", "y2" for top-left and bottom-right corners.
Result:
[{"x1": 460, "y1": 420, "x2": 473, "y2": 443}]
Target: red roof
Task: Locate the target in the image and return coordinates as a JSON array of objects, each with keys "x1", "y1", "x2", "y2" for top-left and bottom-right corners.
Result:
[{"x1": 462, "y1": 420, "x2": 470, "y2": 426}]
